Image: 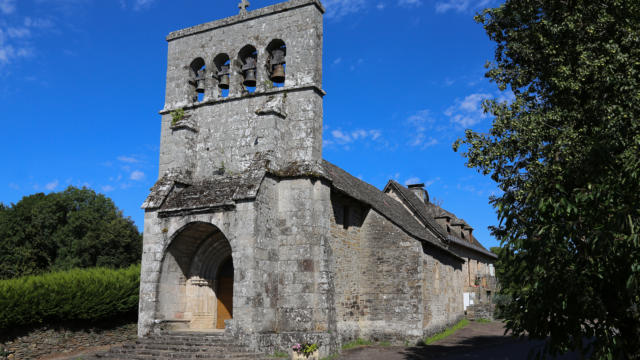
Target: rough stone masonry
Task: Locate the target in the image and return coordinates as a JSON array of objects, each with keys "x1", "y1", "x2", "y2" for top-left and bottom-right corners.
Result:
[{"x1": 139, "y1": 0, "x2": 497, "y2": 357}]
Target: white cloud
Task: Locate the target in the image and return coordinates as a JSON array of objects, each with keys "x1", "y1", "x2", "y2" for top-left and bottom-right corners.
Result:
[
  {"x1": 117, "y1": 155, "x2": 140, "y2": 163},
  {"x1": 329, "y1": 129, "x2": 383, "y2": 145},
  {"x1": 444, "y1": 93, "x2": 491, "y2": 128},
  {"x1": 101, "y1": 185, "x2": 115, "y2": 192},
  {"x1": 130, "y1": 170, "x2": 145, "y2": 181},
  {"x1": 404, "y1": 176, "x2": 421, "y2": 185},
  {"x1": 333, "y1": 57, "x2": 342, "y2": 65},
  {"x1": 323, "y1": 0, "x2": 366, "y2": 19},
  {"x1": 424, "y1": 177, "x2": 440, "y2": 187},
  {"x1": 45, "y1": 179, "x2": 59, "y2": 191},
  {"x1": 399, "y1": 0, "x2": 422, "y2": 7},
  {"x1": 7, "y1": 27, "x2": 30, "y2": 38},
  {"x1": 24, "y1": 17, "x2": 55, "y2": 29},
  {"x1": 8, "y1": 182, "x2": 19, "y2": 190},
  {"x1": 133, "y1": 0, "x2": 155, "y2": 11},
  {"x1": 405, "y1": 109, "x2": 439, "y2": 149},
  {"x1": 435, "y1": 0, "x2": 492, "y2": 13},
  {"x1": 376, "y1": 2, "x2": 385, "y2": 10},
  {"x1": 0, "y1": 0, "x2": 15, "y2": 14}
]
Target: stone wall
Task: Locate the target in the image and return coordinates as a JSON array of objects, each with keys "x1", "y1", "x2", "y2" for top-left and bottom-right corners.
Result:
[
  {"x1": 328, "y1": 192, "x2": 465, "y2": 345},
  {"x1": 421, "y1": 249, "x2": 464, "y2": 337},
  {"x1": 0, "y1": 322, "x2": 136, "y2": 360}
]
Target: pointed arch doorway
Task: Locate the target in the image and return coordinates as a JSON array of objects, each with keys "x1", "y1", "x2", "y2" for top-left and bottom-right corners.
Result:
[{"x1": 157, "y1": 222, "x2": 234, "y2": 331}]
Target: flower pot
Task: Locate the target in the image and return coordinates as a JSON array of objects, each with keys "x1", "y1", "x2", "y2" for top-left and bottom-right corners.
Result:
[{"x1": 290, "y1": 350, "x2": 319, "y2": 360}]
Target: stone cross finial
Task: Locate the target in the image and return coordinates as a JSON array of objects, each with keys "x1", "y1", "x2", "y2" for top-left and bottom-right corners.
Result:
[{"x1": 238, "y1": 0, "x2": 250, "y2": 14}]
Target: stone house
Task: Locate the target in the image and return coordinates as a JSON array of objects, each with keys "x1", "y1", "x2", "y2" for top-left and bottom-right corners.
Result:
[{"x1": 138, "y1": 0, "x2": 497, "y2": 356}]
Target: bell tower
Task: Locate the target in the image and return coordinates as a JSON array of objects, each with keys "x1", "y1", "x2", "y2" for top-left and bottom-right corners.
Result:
[{"x1": 158, "y1": 0, "x2": 325, "y2": 180}]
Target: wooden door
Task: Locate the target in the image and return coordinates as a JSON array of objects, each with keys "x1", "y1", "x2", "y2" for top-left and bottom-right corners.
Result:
[{"x1": 216, "y1": 276, "x2": 233, "y2": 329}]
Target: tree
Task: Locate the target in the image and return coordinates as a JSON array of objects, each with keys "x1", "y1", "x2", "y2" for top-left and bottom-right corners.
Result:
[
  {"x1": 0, "y1": 186, "x2": 142, "y2": 279},
  {"x1": 454, "y1": 0, "x2": 640, "y2": 357}
]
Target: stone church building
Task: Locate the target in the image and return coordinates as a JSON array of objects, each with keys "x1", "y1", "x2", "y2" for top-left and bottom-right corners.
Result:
[{"x1": 138, "y1": 0, "x2": 497, "y2": 356}]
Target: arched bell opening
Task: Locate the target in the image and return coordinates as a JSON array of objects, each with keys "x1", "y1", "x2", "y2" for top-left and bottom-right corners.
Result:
[
  {"x1": 189, "y1": 58, "x2": 206, "y2": 102},
  {"x1": 156, "y1": 222, "x2": 234, "y2": 331},
  {"x1": 238, "y1": 45, "x2": 258, "y2": 93},
  {"x1": 266, "y1": 39, "x2": 286, "y2": 87},
  {"x1": 213, "y1": 53, "x2": 231, "y2": 98}
]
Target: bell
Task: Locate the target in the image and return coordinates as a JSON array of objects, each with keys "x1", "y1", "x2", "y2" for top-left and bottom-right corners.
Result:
[
  {"x1": 218, "y1": 74, "x2": 230, "y2": 89},
  {"x1": 270, "y1": 64, "x2": 285, "y2": 83},
  {"x1": 195, "y1": 69, "x2": 205, "y2": 93},
  {"x1": 218, "y1": 65, "x2": 230, "y2": 89},
  {"x1": 196, "y1": 79, "x2": 205, "y2": 93},
  {"x1": 243, "y1": 69, "x2": 256, "y2": 87}
]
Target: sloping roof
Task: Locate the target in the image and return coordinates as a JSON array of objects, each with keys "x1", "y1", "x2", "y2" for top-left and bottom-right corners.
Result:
[
  {"x1": 383, "y1": 180, "x2": 448, "y2": 241},
  {"x1": 322, "y1": 160, "x2": 462, "y2": 261},
  {"x1": 158, "y1": 171, "x2": 265, "y2": 216},
  {"x1": 448, "y1": 235, "x2": 497, "y2": 259},
  {"x1": 383, "y1": 180, "x2": 496, "y2": 260}
]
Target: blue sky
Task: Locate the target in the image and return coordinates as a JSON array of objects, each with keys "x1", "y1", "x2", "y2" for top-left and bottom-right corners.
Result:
[{"x1": 0, "y1": 0, "x2": 508, "y2": 249}]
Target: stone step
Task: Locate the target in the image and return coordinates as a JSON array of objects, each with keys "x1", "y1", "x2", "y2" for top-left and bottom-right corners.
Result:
[
  {"x1": 124, "y1": 343, "x2": 248, "y2": 353},
  {"x1": 135, "y1": 339, "x2": 241, "y2": 347},
  {"x1": 93, "y1": 352, "x2": 272, "y2": 360},
  {"x1": 91, "y1": 334, "x2": 268, "y2": 360}
]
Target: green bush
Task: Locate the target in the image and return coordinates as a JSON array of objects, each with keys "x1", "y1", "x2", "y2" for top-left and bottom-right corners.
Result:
[{"x1": 0, "y1": 264, "x2": 140, "y2": 331}]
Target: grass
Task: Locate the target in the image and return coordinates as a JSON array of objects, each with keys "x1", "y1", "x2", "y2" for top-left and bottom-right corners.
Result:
[
  {"x1": 378, "y1": 340, "x2": 391, "y2": 347},
  {"x1": 423, "y1": 318, "x2": 470, "y2": 345},
  {"x1": 269, "y1": 351, "x2": 288, "y2": 358},
  {"x1": 341, "y1": 338, "x2": 373, "y2": 350},
  {"x1": 475, "y1": 318, "x2": 492, "y2": 323}
]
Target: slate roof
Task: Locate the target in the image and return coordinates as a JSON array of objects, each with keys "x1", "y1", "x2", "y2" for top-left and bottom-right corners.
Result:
[
  {"x1": 383, "y1": 180, "x2": 448, "y2": 241},
  {"x1": 322, "y1": 160, "x2": 462, "y2": 260},
  {"x1": 383, "y1": 180, "x2": 497, "y2": 260},
  {"x1": 141, "y1": 158, "x2": 467, "y2": 261},
  {"x1": 158, "y1": 171, "x2": 264, "y2": 216},
  {"x1": 447, "y1": 235, "x2": 497, "y2": 259}
]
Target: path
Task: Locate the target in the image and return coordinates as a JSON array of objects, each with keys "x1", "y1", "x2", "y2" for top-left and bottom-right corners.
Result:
[{"x1": 338, "y1": 321, "x2": 580, "y2": 360}]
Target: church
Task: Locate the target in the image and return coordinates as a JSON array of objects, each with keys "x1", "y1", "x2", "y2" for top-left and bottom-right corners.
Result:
[{"x1": 138, "y1": 0, "x2": 497, "y2": 356}]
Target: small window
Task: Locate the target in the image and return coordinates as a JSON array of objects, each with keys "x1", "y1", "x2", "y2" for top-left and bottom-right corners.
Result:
[
  {"x1": 213, "y1": 53, "x2": 230, "y2": 98},
  {"x1": 266, "y1": 39, "x2": 286, "y2": 87},
  {"x1": 446, "y1": 225, "x2": 451, "y2": 234},
  {"x1": 342, "y1": 205, "x2": 350, "y2": 230},
  {"x1": 189, "y1": 58, "x2": 206, "y2": 102},
  {"x1": 238, "y1": 45, "x2": 257, "y2": 93}
]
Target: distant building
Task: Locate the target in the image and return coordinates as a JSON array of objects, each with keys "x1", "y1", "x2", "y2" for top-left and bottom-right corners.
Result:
[{"x1": 139, "y1": 0, "x2": 496, "y2": 356}]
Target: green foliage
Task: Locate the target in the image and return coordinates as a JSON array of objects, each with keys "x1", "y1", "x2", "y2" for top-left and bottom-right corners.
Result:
[
  {"x1": 268, "y1": 351, "x2": 288, "y2": 358},
  {"x1": 454, "y1": 0, "x2": 640, "y2": 357},
  {"x1": 0, "y1": 265, "x2": 140, "y2": 331},
  {"x1": 170, "y1": 108, "x2": 185, "y2": 125},
  {"x1": 377, "y1": 340, "x2": 391, "y2": 347},
  {"x1": 341, "y1": 338, "x2": 373, "y2": 350},
  {"x1": 0, "y1": 186, "x2": 142, "y2": 279},
  {"x1": 423, "y1": 319, "x2": 469, "y2": 345}
]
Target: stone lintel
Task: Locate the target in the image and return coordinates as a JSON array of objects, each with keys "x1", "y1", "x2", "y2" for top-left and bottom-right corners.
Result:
[
  {"x1": 159, "y1": 85, "x2": 325, "y2": 115},
  {"x1": 158, "y1": 203, "x2": 236, "y2": 218}
]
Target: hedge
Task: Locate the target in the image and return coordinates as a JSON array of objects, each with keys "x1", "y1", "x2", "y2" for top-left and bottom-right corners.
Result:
[{"x1": 0, "y1": 264, "x2": 140, "y2": 331}]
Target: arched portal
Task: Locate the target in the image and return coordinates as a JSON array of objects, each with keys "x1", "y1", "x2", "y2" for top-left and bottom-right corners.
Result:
[{"x1": 156, "y1": 222, "x2": 234, "y2": 331}]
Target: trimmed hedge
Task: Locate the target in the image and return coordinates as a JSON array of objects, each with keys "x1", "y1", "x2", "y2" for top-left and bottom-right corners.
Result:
[{"x1": 0, "y1": 264, "x2": 140, "y2": 331}]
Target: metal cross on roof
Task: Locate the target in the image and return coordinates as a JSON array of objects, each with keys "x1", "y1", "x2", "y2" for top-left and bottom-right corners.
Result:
[{"x1": 238, "y1": 0, "x2": 250, "y2": 14}]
